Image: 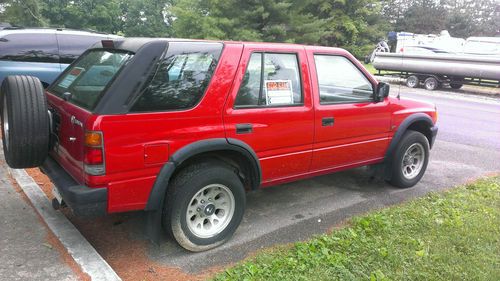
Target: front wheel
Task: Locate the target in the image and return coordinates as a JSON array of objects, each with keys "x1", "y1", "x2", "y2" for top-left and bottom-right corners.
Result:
[
  {"x1": 387, "y1": 130, "x2": 430, "y2": 188},
  {"x1": 164, "y1": 161, "x2": 245, "y2": 252}
]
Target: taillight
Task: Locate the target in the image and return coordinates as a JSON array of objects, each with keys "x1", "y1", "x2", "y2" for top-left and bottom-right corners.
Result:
[{"x1": 84, "y1": 131, "x2": 105, "y2": 175}]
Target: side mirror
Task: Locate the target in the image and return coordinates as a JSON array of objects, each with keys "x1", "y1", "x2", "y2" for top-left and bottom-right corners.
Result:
[{"x1": 375, "y1": 82, "x2": 390, "y2": 102}]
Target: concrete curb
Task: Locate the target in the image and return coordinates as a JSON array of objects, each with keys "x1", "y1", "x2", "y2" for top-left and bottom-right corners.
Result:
[{"x1": 8, "y1": 168, "x2": 121, "y2": 281}]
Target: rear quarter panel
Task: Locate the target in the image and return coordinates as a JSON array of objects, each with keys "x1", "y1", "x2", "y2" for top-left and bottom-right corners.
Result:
[{"x1": 87, "y1": 43, "x2": 243, "y2": 212}]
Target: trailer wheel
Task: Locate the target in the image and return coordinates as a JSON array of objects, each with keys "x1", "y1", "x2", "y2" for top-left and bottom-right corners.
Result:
[
  {"x1": 424, "y1": 77, "x2": 439, "y2": 91},
  {"x1": 450, "y1": 83, "x2": 463, "y2": 89},
  {"x1": 406, "y1": 75, "x2": 419, "y2": 88}
]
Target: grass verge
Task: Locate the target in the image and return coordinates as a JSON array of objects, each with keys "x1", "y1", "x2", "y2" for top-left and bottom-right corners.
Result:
[{"x1": 214, "y1": 177, "x2": 500, "y2": 281}]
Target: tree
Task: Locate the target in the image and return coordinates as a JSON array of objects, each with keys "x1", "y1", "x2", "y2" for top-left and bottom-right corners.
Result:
[
  {"x1": 0, "y1": 0, "x2": 47, "y2": 26},
  {"x1": 300, "y1": 0, "x2": 389, "y2": 57},
  {"x1": 121, "y1": 0, "x2": 173, "y2": 37},
  {"x1": 396, "y1": 0, "x2": 447, "y2": 34}
]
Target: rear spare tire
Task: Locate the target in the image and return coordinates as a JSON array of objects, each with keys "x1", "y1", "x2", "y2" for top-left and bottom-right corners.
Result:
[{"x1": 1, "y1": 75, "x2": 49, "y2": 168}]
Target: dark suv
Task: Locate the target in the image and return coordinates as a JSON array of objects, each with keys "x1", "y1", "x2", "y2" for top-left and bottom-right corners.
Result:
[
  {"x1": 1, "y1": 38, "x2": 438, "y2": 252},
  {"x1": 0, "y1": 28, "x2": 120, "y2": 87}
]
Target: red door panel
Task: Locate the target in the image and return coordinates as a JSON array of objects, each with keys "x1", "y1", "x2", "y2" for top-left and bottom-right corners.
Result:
[
  {"x1": 224, "y1": 44, "x2": 314, "y2": 183},
  {"x1": 306, "y1": 50, "x2": 392, "y2": 171}
]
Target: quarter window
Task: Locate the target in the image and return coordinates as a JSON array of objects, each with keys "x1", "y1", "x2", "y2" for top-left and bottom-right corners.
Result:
[
  {"x1": 131, "y1": 42, "x2": 223, "y2": 112},
  {"x1": 314, "y1": 55, "x2": 373, "y2": 104},
  {"x1": 235, "y1": 52, "x2": 303, "y2": 107}
]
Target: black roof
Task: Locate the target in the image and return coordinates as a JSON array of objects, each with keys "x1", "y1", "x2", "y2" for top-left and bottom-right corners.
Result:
[{"x1": 92, "y1": 37, "x2": 224, "y2": 53}]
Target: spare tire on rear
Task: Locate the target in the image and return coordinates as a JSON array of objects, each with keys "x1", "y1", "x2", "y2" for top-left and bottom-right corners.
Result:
[{"x1": 1, "y1": 75, "x2": 50, "y2": 168}]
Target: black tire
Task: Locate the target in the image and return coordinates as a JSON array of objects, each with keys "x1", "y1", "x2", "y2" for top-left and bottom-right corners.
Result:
[
  {"x1": 1, "y1": 75, "x2": 49, "y2": 168},
  {"x1": 387, "y1": 130, "x2": 430, "y2": 188},
  {"x1": 423, "y1": 77, "x2": 439, "y2": 91},
  {"x1": 163, "y1": 161, "x2": 245, "y2": 252},
  {"x1": 450, "y1": 83, "x2": 463, "y2": 89},
  {"x1": 406, "y1": 75, "x2": 419, "y2": 88}
]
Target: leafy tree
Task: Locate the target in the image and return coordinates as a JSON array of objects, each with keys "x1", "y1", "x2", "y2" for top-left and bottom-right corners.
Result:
[
  {"x1": 396, "y1": 0, "x2": 447, "y2": 34},
  {"x1": 121, "y1": 0, "x2": 173, "y2": 37},
  {"x1": 300, "y1": 0, "x2": 388, "y2": 57},
  {"x1": 0, "y1": 0, "x2": 47, "y2": 26}
]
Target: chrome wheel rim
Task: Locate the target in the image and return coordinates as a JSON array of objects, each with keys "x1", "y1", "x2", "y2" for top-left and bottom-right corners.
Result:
[
  {"x1": 401, "y1": 143, "x2": 425, "y2": 180},
  {"x1": 186, "y1": 184, "x2": 235, "y2": 239},
  {"x1": 407, "y1": 77, "x2": 418, "y2": 87},
  {"x1": 2, "y1": 95, "x2": 9, "y2": 148},
  {"x1": 426, "y1": 80, "x2": 436, "y2": 90}
]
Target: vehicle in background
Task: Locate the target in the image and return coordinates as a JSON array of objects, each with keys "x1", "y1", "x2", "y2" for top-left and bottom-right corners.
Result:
[
  {"x1": 0, "y1": 28, "x2": 121, "y2": 87},
  {"x1": 367, "y1": 30, "x2": 500, "y2": 90}
]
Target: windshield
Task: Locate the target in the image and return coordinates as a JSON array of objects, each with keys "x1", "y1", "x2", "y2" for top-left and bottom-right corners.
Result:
[{"x1": 49, "y1": 49, "x2": 133, "y2": 110}]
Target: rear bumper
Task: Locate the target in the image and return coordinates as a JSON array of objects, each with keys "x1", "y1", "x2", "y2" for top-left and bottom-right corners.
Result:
[
  {"x1": 430, "y1": 125, "x2": 438, "y2": 148},
  {"x1": 41, "y1": 156, "x2": 107, "y2": 216}
]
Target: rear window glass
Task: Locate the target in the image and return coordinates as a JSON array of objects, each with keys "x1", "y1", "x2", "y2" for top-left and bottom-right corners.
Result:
[
  {"x1": 131, "y1": 42, "x2": 223, "y2": 112},
  {"x1": 49, "y1": 49, "x2": 133, "y2": 110}
]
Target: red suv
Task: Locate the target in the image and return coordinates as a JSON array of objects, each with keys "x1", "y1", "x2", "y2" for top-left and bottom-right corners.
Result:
[{"x1": 1, "y1": 38, "x2": 437, "y2": 251}]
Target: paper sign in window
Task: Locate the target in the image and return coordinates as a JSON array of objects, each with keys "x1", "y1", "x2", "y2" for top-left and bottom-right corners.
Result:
[
  {"x1": 264, "y1": 80, "x2": 293, "y2": 105},
  {"x1": 58, "y1": 67, "x2": 85, "y2": 89}
]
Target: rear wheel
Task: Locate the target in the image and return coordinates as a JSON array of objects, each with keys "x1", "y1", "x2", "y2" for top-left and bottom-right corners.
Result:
[
  {"x1": 406, "y1": 75, "x2": 419, "y2": 88},
  {"x1": 424, "y1": 77, "x2": 439, "y2": 91},
  {"x1": 387, "y1": 130, "x2": 430, "y2": 188},
  {"x1": 1, "y1": 75, "x2": 49, "y2": 168},
  {"x1": 450, "y1": 83, "x2": 463, "y2": 89},
  {"x1": 164, "y1": 161, "x2": 245, "y2": 252}
]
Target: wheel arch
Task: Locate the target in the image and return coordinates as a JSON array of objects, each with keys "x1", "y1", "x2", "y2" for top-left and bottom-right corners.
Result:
[
  {"x1": 144, "y1": 138, "x2": 261, "y2": 211},
  {"x1": 384, "y1": 113, "x2": 434, "y2": 180}
]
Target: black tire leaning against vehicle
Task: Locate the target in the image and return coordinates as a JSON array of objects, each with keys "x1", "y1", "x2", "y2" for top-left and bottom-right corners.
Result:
[
  {"x1": 1, "y1": 75, "x2": 50, "y2": 168},
  {"x1": 387, "y1": 130, "x2": 430, "y2": 188},
  {"x1": 163, "y1": 160, "x2": 246, "y2": 252}
]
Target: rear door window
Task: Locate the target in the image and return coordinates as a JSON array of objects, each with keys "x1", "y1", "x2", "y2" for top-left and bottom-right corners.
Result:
[
  {"x1": 131, "y1": 42, "x2": 223, "y2": 112},
  {"x1": 49, "y1": 49, "x2": 133, "y2": 110},
  {"x1": 234, "y1": 52, "x2": 303, "y2": 107},
  {"x1": 57, "y1": 34, "x2": 107, "y2": 64},
  {"x1": 0, "y1": 33, "x2": 59, "y2": 63}
]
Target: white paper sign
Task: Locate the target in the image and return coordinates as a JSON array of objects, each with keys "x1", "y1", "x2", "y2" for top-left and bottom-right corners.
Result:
[
  {"x1": 264, "y1": 80, "x2": 294, "y2": 105},
  {"x1": 58, "y1": 67, "x2": 85, "y2": 89}
]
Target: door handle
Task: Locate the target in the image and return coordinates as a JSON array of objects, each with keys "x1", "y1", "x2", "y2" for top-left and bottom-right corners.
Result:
[
  {"x1": 322, "y1": 117, "x2": 335, "y2": 127},
  {"x1": 236, "y1": 123, "x2": 253, "y2": 134}
]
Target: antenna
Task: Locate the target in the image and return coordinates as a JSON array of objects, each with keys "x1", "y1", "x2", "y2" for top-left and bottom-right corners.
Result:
[{"x1": 397, "y1": 32, "x2": 406, "y2": 100}]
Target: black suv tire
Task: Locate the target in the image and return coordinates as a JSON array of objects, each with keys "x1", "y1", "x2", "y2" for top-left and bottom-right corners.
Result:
[
  {"x1": 388, "y1": 130, "x2": 430, "y2": 188},
  {"x1": 163, "y1": 161, "x2": 245, "y2": 252},
  {"x1": 1, "y1": 75, "x2": 50, "y2": 168}
]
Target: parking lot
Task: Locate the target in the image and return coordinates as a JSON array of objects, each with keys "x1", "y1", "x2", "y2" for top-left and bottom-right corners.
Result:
[{"x1": 1, "y1": 84, "x2": 498, "y2": 280}]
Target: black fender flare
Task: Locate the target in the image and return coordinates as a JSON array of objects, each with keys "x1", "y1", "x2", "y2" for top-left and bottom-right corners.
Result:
[
  {"x1": 144, "y1": 138, "x2": 261, "y2": 211},
  {"x1": 383, "y1": 113, "x2": 434, "y2": 179}
]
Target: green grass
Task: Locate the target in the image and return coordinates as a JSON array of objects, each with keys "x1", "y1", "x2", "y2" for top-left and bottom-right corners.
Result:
[
  {"x1": 361, "y1": 62, "x2": 378, "y2": 75},
  {"x1": 214, "y1": 177, "x2": 500, "y2": 281}
]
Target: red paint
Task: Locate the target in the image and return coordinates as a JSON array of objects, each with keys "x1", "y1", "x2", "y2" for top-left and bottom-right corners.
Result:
[{"x1": 46, "y1": 41, "x2": 437, "y2": 213}]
